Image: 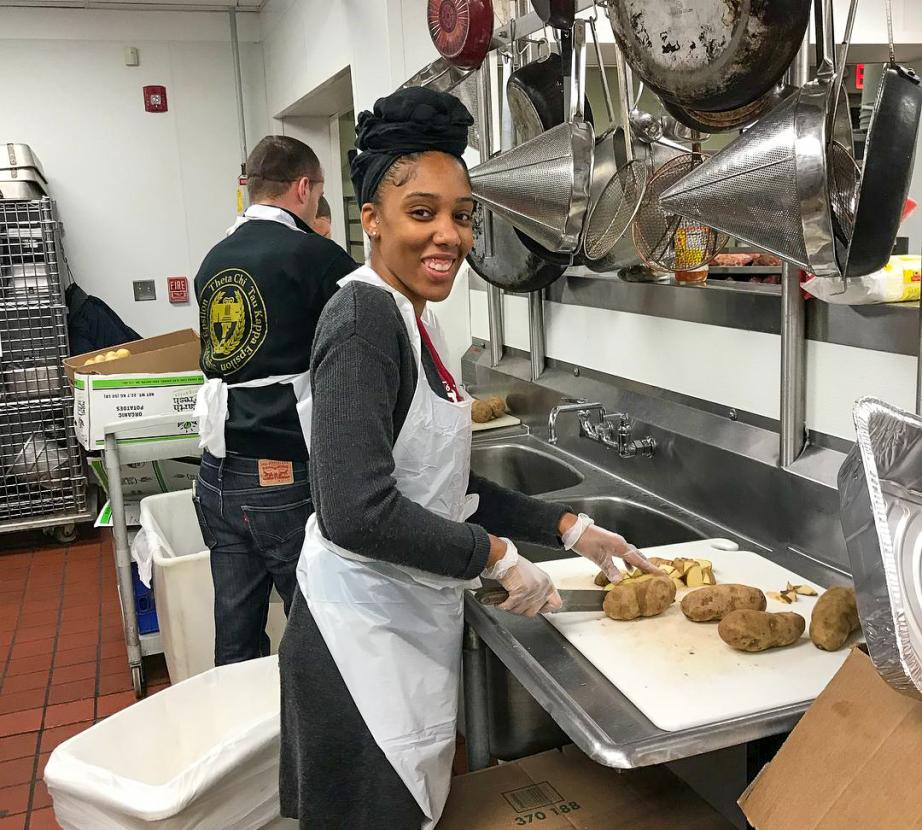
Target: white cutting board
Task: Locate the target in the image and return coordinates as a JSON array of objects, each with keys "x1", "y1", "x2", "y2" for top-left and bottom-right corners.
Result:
[
  {"x1": 471, "y1": 413, "x2": 521, "y2": 432},
  {"x1": 538, "y1": 538, "x2": 857, "y2": 733}
]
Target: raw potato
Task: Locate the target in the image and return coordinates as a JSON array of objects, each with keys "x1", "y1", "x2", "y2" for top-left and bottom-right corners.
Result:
[
  {"x1": 485, "y1": 395, "x2": 506, "y2": 418},
  {"x1": 594, "y1": 570, "x2": 610, "y2": 588},
  {"x1": 83, "y1": 358, "x2": 94, "y2": 366},
  {"x1": 115, "y1": 348, "x2": 131, "y2": 358},
  {"x1": 471, "y1": 400, "x2": 494, "y2": 423},
  {"x1": 681, "y1": 584, "x2": 767, "y2": 622},
  {"x1": 105, "y1": 351, "x2": 117, "y2": 361},
  {"x1": 604, "y1": 577, "x2": 676, "y2": 621},
  {"x1": 809, "y1": 587, "x2": 860, "y2": 651},
  {"x1": 718, "y1": 610, "x2": 805, "y2": 652}
]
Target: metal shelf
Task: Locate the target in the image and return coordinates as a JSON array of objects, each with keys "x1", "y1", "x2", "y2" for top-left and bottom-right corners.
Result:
[{"x1": 0, "y1": 197, "x2": 91, "y2": 536}]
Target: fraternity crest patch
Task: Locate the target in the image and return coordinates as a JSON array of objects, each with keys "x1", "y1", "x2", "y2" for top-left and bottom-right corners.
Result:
[{"x1": 199, "y1": 268, "x2": 268, "y2": 374}]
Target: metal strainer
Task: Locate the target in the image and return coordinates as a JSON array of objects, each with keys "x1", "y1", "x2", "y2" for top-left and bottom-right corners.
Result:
[
  {"x1": 632, "y1": 154, "x2": 728, "y2": 272},
  {"x1": 469, "y1": 120, "x2": 595, "y2": 253},
  {"x1": 828, "y1": 139, "x2": 860, "y2": 244},
  {"x1": 582, "y1": 13, "x2": 649, "y2": 263}
]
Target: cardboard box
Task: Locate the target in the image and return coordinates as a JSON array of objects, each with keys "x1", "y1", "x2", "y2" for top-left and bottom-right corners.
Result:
[
  {"x1": 440, "y1": 746, "x2": 735, "y2": 830},
  {"x1": 740, "y1": 648, "x2": 922, "y2": 830},
  {"x1": 88, "y1": 456, "x2": 200, "y2": 500},
  {"x1": 65, "y1": 330, "x2": 204, "y2": 450}
]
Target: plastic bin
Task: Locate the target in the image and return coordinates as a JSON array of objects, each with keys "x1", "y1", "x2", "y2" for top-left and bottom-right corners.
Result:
[
  {"x1": 134, "y1": 490, "x2": 287, "y2": 683},
  {"x1": 131, "y1": 563, "x2": 159, "y2": 635},
  {"x1": 45, "y1": 656, "x2": 287, "y2": 830}
]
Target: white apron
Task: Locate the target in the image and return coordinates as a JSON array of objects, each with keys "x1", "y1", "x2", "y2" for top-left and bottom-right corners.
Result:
[
  {"x1": 295, "y1": 265, "x2": 478, "y2": 829},
  {"x1": 194, "y1": 204, "x2": 313, "y2": 458}
]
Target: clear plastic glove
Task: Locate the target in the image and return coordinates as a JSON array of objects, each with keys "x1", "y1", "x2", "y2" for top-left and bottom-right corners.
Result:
[
  {"x1": 563, "y1": 514, "x2": 664, "y2": 584},
  {"x1": 482, "y1": 538, "x2": 562, "y2": 617}
]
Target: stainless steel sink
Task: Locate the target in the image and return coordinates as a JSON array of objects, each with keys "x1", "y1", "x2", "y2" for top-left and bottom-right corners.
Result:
[{"x1": 470, "y1": 444, "x2": 583, "y2": 495}]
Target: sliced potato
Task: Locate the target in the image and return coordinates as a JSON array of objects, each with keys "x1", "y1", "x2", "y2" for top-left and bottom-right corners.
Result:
[{"x1": 685, "y1": 563, "x2": 705, "y2": 587}]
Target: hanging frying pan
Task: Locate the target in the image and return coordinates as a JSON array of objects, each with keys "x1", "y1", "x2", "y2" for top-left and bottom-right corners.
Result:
[
  {"x1": 530, "y1": 0, "x2": 575, "y2": 30},
  {"x1": 842, "y1": 0, "x2": 922, "y2": 277},
  {"x1": 428, "y1": 0, "x2": 494, "y2": 71},
  {"x1": 660, "y1": 82, "x2": 798, "y2": 134},
  {"x1": 506, "y1": 52, "x2": 594, "y2": 146},
  {"x1": 606, "y1": 0, "x2": 811, "y2": 113},
  {"x1": 468, "y1": 209, "x2": 566, "y2": 292}
]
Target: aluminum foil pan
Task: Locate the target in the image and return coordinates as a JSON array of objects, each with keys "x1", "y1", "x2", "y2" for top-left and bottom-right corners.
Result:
[{"x1": 838, "y1": 397, "x2": 922, "y2": 698}]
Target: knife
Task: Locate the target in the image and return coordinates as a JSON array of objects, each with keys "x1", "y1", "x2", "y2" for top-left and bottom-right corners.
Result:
[{"x1": 474, "y1": 586, "x2": 605, "y2": 613}]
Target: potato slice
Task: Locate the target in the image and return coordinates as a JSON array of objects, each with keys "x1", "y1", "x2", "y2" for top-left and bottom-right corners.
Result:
[
  {"x1": 700, "y1": 565, "x2": 717, "y2": 586},
  {"x1": 685, "y1": 563, "x2": 705, "y2": 587},
  {"x1": 671, "y1": 558, "x2": 693, "y2": 579}
]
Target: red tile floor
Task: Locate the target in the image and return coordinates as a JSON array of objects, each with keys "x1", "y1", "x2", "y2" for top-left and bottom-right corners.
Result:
[{"x1": 0, "y1": 529, "x2": 171, "y2": 830}]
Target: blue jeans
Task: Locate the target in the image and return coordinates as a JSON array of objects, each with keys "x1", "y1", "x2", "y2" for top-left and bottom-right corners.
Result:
[{"x1": 194, "y1": 451, "x2": 312, "y2": 666}]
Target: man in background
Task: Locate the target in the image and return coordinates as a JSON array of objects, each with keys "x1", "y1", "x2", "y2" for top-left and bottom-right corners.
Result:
[
  {"x1": 193, "y1": 135, "x2": 356, "y2": 665},
  {"x1": 311, "y1": 195, "x2": 333, "y2": 239}
]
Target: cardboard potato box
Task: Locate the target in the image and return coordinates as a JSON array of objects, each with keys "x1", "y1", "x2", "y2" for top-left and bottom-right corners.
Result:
[
  {"x1": 440, "y1": 745, "x2": 735, "y2": 830},
  {"x1": 64, "y1": 330, "x2": 204, "y2": 451},
  {"x1": 740, "y1": 648, "x2": 922, "y2": 830}
]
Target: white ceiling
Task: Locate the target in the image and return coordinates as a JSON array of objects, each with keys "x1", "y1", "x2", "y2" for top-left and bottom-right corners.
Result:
[{"x1": 0, "y1": 0, "x2": 262, "y2": 9}]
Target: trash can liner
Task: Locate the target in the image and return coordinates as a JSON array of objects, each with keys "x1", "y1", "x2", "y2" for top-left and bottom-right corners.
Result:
[{"x1": 44, "y1": 656, "x2": 282, "y2": 830}]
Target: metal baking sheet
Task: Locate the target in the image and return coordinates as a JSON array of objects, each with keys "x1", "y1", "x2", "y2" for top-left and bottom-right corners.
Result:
[{"x1": 838, "y1": 397, "x2": 922, "y2": 698}]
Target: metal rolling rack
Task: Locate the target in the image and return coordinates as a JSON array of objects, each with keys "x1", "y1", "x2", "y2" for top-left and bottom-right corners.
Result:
[
  {"x1": 101, "y1": 413, "x2": 201, "y2": 697},
  {"x1": 0, "y1": 198, "x2": 91, "y2": 541}
]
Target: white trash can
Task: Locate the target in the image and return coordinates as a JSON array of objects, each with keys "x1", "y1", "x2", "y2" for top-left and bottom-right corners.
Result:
[
  {"x1": 135, "y1": 490, "x2": 287, "y2": 683},
  {"x1": 45, "y1": 656, "x2": 288, "y2": 830}
]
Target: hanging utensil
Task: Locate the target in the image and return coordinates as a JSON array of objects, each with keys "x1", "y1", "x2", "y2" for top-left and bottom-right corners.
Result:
[
  {"x1": 632, "y1": 152, "x2": 729, "y2": 273},
  {"x1": 606, "y1": 0, "x2": 811, "y2": 113},
  {"x1": 581, "y1": 13, "x2": 648, "y2": 264},
  {"x1": 428, "y1": 0, "x2": 495, "y2": 71},
  {"x1": 468, "y1": 5, "x2": 567, "y2": 294},
  {"x1": 506, "y1": 50, "x2": 595, "y2": 145},
  {"x1": 470, "y1": 19, "x2": 594, "y2": 255},
  {"x1": 659, "y1": 0, "x2": 855, "y2": 279},
  {"x1": 841, "y1": 0, "x2": 922, "y2": 277}
]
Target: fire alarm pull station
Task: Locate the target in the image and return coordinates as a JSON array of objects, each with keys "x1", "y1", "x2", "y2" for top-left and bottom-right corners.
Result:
[
  {"x1": 143, "y1": 85, "x2": 168, "y2": 113},
  {"x1": 167, "y1": 276, "x2": 189, "y2": 304}
]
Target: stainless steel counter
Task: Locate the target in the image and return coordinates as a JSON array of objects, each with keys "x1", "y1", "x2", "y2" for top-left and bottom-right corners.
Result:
[{"x1": 461, "y1": 429, "x2": 846, "y2": 773}]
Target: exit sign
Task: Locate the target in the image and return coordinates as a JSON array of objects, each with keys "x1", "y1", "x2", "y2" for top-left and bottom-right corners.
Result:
[{"x1": 167, "y1": 276, "x2": 189, "y2": 304}]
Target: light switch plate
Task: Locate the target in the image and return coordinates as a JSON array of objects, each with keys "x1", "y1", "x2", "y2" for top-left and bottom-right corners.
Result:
[{"x1": 133, "y1": 280, "x2": 156, "y2": 301}]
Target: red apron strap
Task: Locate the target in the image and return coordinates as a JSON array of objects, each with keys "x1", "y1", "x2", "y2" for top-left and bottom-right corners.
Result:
[{"x1": 416, "y1": 317, "x2": 461, "y2": 403}]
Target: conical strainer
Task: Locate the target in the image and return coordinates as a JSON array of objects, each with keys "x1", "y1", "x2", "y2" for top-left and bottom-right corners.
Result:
[
  {"x1": 469, "y1": 119, "x2": 595, "y2": 253},
  {"x1": 658, "y1": 82, "x2": 850, "y2": 277}
]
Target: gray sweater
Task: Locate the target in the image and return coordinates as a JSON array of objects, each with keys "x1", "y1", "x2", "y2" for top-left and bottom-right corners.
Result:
[{"x1": 309, "y1": 281, "x2": 568, "y2": 580}]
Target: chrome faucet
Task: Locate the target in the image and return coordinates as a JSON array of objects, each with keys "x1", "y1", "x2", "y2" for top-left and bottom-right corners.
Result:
[{"x1": 548, "y1": 400, "x2": 656, "y2": 459}]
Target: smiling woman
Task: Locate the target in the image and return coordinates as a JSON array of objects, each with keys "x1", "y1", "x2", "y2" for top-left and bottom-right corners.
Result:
[
  {"x1": 277, "y1": 86, "x2": 654, "y2": 830},
  {"x1": 363, "y1": 150, "x2": 475, "y2": 313}
]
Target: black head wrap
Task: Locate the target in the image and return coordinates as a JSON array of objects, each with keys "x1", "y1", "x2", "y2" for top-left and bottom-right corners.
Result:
[{"x1": 349, "y1": 86, "x2": 474, "y2": 207}]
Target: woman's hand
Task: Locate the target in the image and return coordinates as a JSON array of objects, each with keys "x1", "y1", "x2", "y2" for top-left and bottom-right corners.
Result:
[
  {"x1": 559, "y1": 513, "x2": 664, "y2": 584},
  {"x1": 482, "y1": 537, "x2": 562, "y2": 617}
]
